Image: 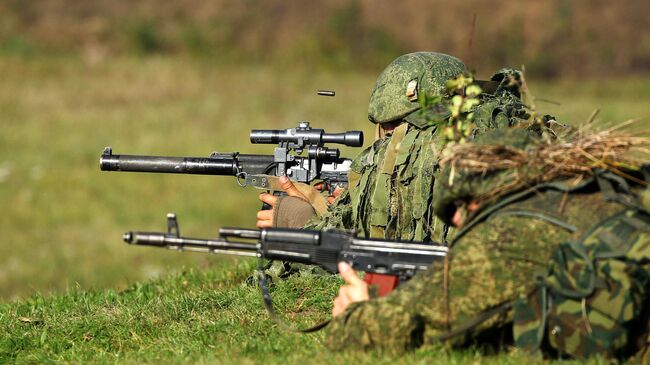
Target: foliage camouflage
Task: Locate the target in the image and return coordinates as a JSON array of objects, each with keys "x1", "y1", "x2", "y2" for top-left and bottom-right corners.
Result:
[
  {"x1": 413, "y1": 69, "x2": 534, "y2": 143},
  {"x1": 431, "y1": 124, "x2": 648, "y2": 225}
]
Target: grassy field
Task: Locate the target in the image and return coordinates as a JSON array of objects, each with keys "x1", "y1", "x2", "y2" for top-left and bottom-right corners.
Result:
[
  {"x1": 0, "y1": 55, "x2": 648, "y2": 363},
  {"x1": 0, "y1": 262, "x2": 616, "y2": 364},
  {"x1": 0, "y1": 55, "x2": 375, "y2": 302}
]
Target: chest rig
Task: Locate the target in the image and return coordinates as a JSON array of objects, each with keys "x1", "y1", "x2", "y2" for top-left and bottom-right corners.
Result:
[{"x1": 347, "y1": 123, "x2": 447, "y2": 242}]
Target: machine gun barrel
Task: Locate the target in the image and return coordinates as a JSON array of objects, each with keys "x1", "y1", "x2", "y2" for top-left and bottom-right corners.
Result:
[{"x1": 124, "y1": 231, "x2": 259, "y2": 257}]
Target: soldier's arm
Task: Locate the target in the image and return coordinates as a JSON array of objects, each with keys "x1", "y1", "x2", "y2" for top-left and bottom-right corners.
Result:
[
  {"x1": 325, "y1": 256, "x2": 445, "y2": 352},
  {"x1": 324, "y1": 213, "x2": 571, "y2": 352},
  {"x1": 302, "y1": 188, "x2": 352, "y2": 230}
]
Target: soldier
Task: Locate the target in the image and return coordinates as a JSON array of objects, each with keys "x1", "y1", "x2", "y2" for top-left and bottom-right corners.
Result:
[
  {"x1": 257, "y1": 52, "x2": 536, "y2": 245},
  {"x1": 325, "y1": 127, "x2": 650, "y2": 361}
]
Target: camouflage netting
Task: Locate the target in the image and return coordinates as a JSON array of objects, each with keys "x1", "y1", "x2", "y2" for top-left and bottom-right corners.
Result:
[{"x1": 432, "y1": 125, "x2": 650, "y2": 224}]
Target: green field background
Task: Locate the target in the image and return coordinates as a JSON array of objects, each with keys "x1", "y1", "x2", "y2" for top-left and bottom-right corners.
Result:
[
  {"x1": 0, "y1": 1, "x2": 649, "y2": 362},
  {"x1": 1, "y1": 54, "x2": 649, "y2": 302},
  {"x1": 2, "y1": 55, "x2": 647, "y2": 363},
  {"x1": 0, "y1": 56, "x2": 374, "y2": 301}
]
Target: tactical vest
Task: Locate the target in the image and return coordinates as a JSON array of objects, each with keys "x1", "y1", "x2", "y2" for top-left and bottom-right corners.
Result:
[
  {"x1": 446, "y1": 170, "x2": 650, "y2": 361},
  {"x1": 346, "y1": 123, "x2": 446, "y2": 241},
  {"x1": 313, "y1": 86, "x2": 533, "y2": 242}
]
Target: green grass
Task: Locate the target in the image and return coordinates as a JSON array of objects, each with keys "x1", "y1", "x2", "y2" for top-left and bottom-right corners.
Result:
[
  {"x1": 0, "y1": 55, "x2": 648, "y2": 363},
  {"x1": 0, "y1": 260, "x2": 614, "y2": 364}
]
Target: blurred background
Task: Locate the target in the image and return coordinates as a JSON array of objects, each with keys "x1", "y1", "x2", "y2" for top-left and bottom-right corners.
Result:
[{"x1": 0, "y1": 0, "x2": 648, "y2": 301}]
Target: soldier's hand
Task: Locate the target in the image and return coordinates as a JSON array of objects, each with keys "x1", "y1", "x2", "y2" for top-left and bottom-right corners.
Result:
[
  {"x1": 256, "y1": 176, "x2": 309, "y2": 228},
  {"x1": 256, "y1": 193, "x2": 277, "y2": 228},
  {"x1": 314, "y1": 182, "x2": 344, "y2": 205},
  {"x1": 333, "y1": 262, "x2": 369, "y2": 317}
]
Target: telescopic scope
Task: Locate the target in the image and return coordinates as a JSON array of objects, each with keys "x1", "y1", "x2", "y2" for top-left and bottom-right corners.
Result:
[{"x1": 250, "y1": 123, "x2": 363, "y2": 147}]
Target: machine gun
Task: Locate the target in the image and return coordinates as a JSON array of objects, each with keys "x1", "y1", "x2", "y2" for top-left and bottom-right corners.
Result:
[
  {"x1": 124, "y1": 213, "x2": 447, "y2": 331},
  {"x1": 126, "y1": 213, "x2": 446, "y2": 281},
  {"x1": 100, "y1": 122, "x2": 363, "y2": 194}
]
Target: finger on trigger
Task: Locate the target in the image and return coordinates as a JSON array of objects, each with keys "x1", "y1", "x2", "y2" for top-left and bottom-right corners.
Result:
[{"x1": 258, "y1": 193, "x2": 278, "y2": 206}]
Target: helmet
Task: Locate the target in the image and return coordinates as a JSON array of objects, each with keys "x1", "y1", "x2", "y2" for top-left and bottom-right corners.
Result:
[
  {"x1": 368, "y1": 52, "x2": 466, "y2": 128},
  {"x1": 431, "y1": 128, "x2": 538, "y2": 225}
]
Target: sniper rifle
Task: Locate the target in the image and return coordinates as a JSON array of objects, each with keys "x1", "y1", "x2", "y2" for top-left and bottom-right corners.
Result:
[{"x1": 100, "y1": 122, "x2": 363, "y2": 194}]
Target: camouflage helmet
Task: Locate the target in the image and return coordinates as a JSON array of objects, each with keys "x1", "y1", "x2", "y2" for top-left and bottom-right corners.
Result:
[
  {"x1": 368, "y1": 52, "x2": 466, "y2": 128},
  {"x1": 432, "y1": 128, "x2": 539, "y2": 225}
]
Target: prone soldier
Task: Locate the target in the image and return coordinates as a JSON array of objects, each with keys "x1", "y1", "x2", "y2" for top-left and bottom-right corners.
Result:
[{"x1": 325, "y1": 127, "x2": 650, "y2": 361}]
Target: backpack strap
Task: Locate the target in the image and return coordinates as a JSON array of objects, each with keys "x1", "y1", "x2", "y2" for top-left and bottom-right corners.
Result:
[
  {"x1": 490, "y1": 210, "x2": 578, "y2": 233},
  {"x1": 450, "y1": 182, "x2": 582, "y2": 246},
  {"x1": 451, "y1": 172, "x2": 640, "y2": 246},
  {"x1": 450, "y1": 187, "x2": 539, "y2": 246},
  {"x1": 595, "y1": 170, "x2": 641, "y2": 210}
]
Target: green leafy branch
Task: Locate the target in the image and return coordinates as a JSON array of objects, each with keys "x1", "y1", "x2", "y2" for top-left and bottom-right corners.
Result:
[
  {"x1": 445, "y1": 74, "x2": 482, "y2": 143},
  {"x1": 417, "y1": 73, "x2": 483, "y2": 143}
]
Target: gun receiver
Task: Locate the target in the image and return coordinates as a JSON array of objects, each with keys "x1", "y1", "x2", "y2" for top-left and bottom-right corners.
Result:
[
  {"x1": 124, "y1": 213, "x2": 446, "y2": 331},
  {"x1": 100, "y1": 122, "x2": 362, "y2": 190}
]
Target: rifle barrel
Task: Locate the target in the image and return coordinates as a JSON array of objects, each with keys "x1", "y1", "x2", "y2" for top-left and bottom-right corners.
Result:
[
  {"x1": 124, "y1": 231, "x2": 259, "y2": 257},
  {"x1": 100, "y1": 150, "x2": 275, "y2": 176},
  {"x1": 123, "y1": 226, "x2": 447, "y2": 277}
]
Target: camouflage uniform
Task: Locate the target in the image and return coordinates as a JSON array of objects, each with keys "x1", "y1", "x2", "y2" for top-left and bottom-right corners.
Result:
[
  {"x1": 305, "y1": 54, "x2": 535, "y2": 243},
  {"x1": 302, "y1": 52, "x2": 464, "y2": 242},
  {"x1": 325, "y1": 129, "x2": 650, "y2": 361}
]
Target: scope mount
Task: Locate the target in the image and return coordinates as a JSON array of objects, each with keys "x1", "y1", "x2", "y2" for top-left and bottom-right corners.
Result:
[{"x1": 263, "y1": 122, "x2": 350, "y2": 183}]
